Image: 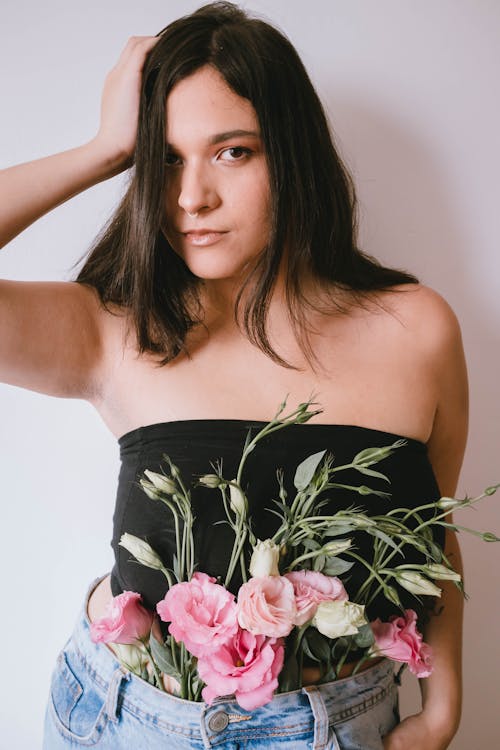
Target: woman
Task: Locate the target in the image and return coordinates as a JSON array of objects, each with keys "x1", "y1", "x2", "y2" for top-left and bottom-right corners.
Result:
[{"x1": 0, "y1": 2, "x2": 467, "y2": 748}]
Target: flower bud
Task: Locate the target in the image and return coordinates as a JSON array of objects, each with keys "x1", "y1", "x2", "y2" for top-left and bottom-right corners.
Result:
[
  {"x1": 143, "y1": 470, "x2": 177, "y2": 495},
  {"x1": 349, "y1": 515, "x2": 377, "y2": 528},
  {"x1": 395, "y1": 570, "x2": 442, "y2": 597},
  {"x1": 198, "y1": 474, "x2": 222, "y2": 489},
  {"x1": 229, "y1": 481, "x2": 248, "y2": 516},
  {"x1": 436, "y1": 497, "x2": 462, "y2": 510},
  {"x1": 322, "y1": 539, "x2": 352, "y2": 556},
  {"x1": 313, "y1": 600, "x2": 366, "y2": 639},
  {"x1": 119, "y1": 533, "x2": 165, "y2": 571},
  {"x1": 249, "y1": 539, "x2": 280, "y2": 577},
  {"x1": 424, "y1": 564, "x2": 461, "y2": 582},
  {"x1": 483, "y1": 532, "x2": 500, "y2": 542},
  {"x1": 139, "y1": 480, "x2": 162, "y2": 501},
  {"x1": 353, "y1": 445, "x2": 398, "y2": 467},
  {"x1": 112, "y1": 643, "x2": 149, "y2": 674},
  {"x1": 384, "y1": 585, "x2": 402, "y2": 607}
]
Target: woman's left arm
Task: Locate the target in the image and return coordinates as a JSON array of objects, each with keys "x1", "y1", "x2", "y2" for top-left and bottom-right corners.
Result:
[{"x1": 384, "y1": 289, "x2": 469, "y2": 750}]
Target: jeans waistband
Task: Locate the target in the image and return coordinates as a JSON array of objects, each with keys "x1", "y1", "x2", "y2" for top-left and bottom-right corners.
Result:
[{"x1": 68, "y1": 576, "x2": 396, "y2": 749}]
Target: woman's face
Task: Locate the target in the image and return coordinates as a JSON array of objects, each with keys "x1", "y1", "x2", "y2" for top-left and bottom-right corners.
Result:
[{"x1": 163, "y1": 65, "x2": 272, "y2": 285}]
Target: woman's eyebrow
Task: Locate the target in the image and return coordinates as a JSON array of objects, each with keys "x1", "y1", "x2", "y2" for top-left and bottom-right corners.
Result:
[
  {"x1": 166, "y1": 130, "x2": 261, "y2": 152},
  {"x1": 208, "y1": 129, "x2": 261, "y2": 144}
]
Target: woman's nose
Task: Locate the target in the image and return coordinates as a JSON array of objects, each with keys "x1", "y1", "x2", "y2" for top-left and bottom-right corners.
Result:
[{"x1": 177, "y1": 162, "x2": 220, "y2": 217}]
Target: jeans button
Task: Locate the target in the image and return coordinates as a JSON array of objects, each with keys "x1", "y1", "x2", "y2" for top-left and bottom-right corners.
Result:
[{"x1": 208, "y1": 710, "x2": 229, "y2": 732}]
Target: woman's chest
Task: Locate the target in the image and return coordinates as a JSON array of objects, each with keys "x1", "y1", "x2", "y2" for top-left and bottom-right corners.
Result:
[{"x1": 95, "y1": 305, "x2": 438, "y2": 443}]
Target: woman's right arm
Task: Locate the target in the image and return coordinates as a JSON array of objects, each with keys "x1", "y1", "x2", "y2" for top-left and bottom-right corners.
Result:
[{"x1": 0, "y1": 36, "x2": 158, "y2": 399}]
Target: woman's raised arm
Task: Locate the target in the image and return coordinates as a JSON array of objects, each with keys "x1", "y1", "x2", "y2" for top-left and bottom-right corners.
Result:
[
  {"x1": 0, "y1": 36, "x2": 157, "y2": 248},
  {"x1": 0, "y1": 36, "x2": 158, "y2": 400}
]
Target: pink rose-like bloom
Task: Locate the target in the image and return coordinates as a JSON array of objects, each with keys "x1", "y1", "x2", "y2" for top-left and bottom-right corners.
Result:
[
  {"x1": 156, "y1": 572, "x2": 238, "y2": 657},
  {"x1": 285, "y1": 570, "x2": 349, "y2": 626},
  {"x1": 90, "y1": 591, "x2": 153, "y2": 645},
  {"x1": 198, "y1": 627, "x2": 284, "y2": 710},
  {"x1": 237, "y1": 576, "x2": 296, "y2": 638},
  {"x1": 370, "y1": 609, "x2": 434, "y2": 677}
]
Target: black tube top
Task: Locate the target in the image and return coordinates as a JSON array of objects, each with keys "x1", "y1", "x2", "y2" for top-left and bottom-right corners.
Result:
[{"x1": 110, "y1": 420, "x2": 443, "y2": 623}]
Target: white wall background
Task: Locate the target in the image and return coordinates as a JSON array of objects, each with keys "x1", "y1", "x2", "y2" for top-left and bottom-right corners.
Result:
[{"x1": 0, "y1": 1, "x2": 498, "y2": 747}]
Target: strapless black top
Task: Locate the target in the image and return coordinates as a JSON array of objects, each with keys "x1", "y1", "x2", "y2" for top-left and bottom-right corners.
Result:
[{"x1": 110, "y1": 420, "x2": 443, "y2": 623}]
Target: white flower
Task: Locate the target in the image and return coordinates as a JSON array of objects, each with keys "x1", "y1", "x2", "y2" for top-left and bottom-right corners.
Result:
[
  {"x1": 312, "y1": 600, "x2": 366, "y2": 639},
  {"x1": 395, "y1": 570, "x2": 442, "y2": 597},
  {"x1": 229, "y1": 481, "x2": 248, "y2": 516},
  {"x1": 119, "y1": 533, "x2": 165, "y2": 571},
  {"x1": 249, "y1": 539, "x2": 280, "y2": 577},
  {"x1": 112, "y1": 643, "x2": 149, "y2": 674},
  {"x1": 143, "y1": 470, "x2": 177, "y2": 495}
]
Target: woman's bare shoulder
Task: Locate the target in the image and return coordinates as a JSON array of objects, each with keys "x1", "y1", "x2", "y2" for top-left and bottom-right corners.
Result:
[{"x1": 376, "y1": 283, "x2": 462, "y2": 345}]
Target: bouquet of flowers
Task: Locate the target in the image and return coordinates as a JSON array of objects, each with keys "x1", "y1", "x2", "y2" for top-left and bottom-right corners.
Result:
[{"x1": 91, "y1": 398, "x2": 499, "y2": 709}]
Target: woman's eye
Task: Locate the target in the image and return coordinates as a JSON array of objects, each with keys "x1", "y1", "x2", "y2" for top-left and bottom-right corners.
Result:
[
  {"x1": 219, "y1": 146, "x2": 252, "y2": 162},
  {"x1": 165, "y1": 152, "x2": 181, "y2": 167}
]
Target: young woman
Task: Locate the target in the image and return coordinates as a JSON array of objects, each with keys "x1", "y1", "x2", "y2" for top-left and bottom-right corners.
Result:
[{"x1": 0, "y1": 3, "x2": 467, "y2": 748}]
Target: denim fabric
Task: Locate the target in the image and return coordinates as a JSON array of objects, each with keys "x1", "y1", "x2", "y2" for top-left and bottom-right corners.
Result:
[{"x1": 43, "y1": 579, "x2": 400, "y2": 749}]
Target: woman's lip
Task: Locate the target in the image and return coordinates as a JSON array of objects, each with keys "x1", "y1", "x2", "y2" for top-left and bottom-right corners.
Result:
[{"x1": 183, "y1": 231, "x2": 227, "y2": 246}]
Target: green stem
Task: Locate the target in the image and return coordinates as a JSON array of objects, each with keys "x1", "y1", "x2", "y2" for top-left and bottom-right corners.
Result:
[
  {"x1": 143, "y1": 642, "x2": 166, "y2": 692},
  {"x1": 288, "y1": 547, "x2": 328, "y2": 570},
  {"x1": 160, "y1": 566, "x2": 174, "y2": 588},
  {"x1": 346, "y1": 551, "x2": 389, "y2": 602},
  {"x1": 225, "y1": 524, "x2": 247, "y2": 587},
  {"x1": 180, "y1": 643, "x2": 188, "y2": 699},
  {"x1": 170, "y1": 637, "x2": 179, "y2": 673}
]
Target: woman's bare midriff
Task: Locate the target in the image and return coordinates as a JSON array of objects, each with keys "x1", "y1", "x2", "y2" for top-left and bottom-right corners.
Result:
[{"x1": 87, "y1": 575, "x2": 383, "y2": 692}]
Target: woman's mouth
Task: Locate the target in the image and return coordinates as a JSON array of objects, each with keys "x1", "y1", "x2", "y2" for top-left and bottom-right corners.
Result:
[{"x1": 183, "y1": 230, "x2": 228, "y2": 246}]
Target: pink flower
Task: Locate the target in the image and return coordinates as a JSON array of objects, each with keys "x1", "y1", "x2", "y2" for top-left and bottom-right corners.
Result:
[
  {"x1": 370, "y1": 609, "x2": 434, "y2": 677},
  {"x1": 156, "y1": 572, "x2": 238, "y2": 657},
  {"x1": 237, "y1": 576, "x2": 296, "y2": 638},
  {"x1": 198, "y1": 627, "x2": 284, "y2": 710},
  {"x1": 285, "y1": 570, "x2": 349, "y2": 626},
  {"x1": 90, "y1": 591, "x2": 153, "y2": 645}
]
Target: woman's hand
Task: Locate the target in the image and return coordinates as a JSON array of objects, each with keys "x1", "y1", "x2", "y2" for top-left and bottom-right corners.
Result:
[
  {"x1": 91, "y1": 35, "x2": 159, "y2": 170},
  {"x1": 382, "y1": 711, "x2": 453, "y2": 750}
]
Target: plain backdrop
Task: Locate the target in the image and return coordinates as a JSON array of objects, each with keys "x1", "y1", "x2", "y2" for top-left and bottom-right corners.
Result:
[{"x1": 0, "y1": 1, "x2": 499, "y2": 747}]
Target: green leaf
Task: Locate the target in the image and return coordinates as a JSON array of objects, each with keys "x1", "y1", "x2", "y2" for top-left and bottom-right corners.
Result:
[
  {"x1": 353, "y1": 466, "x2": 390, "y2": 482},
  {"x1": 323, "y1": 525, "x2": 356, "y2": 537},
  {"x1": 149, "y1": 635, "x2": 181, "y2": 680},
  {"x1": 301, "y1": 635, "x2": 320, "y2": 663},
  {"x1": 305, "y1": 629, "x2": 331, "y2": 663},
  {"x1": 313, "y1": 554, "x2": 326, "y2": 571},
  {"x1": 426, "y1": 541, "x2": 443, "y2": 562},
  {"x1": 354, "y1": 623, "x2": 375, "y2": 648},
  {"x1": 322, "y1": 557, "x2": 354, "y2": 576},
  {"x1": 270, "y1": 500, "x2": 291, "y2": 516},
  {"x1": 302, "y1": 538, "x2": 322, "y2": 551},
  {"x1": 331, "y1": 636, "x2": 350, "y2": 656},
  {"x1": 369, "y1": 528, "x2": 403, "y2": 554},
  {"x1": 294, "y1": 450, "x2": 327, "y2": 491}
]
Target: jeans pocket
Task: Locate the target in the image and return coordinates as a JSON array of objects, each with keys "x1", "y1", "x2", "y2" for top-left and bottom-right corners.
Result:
[{"x1": 49, "y1": 649, "x2": 109, "y2": 745}]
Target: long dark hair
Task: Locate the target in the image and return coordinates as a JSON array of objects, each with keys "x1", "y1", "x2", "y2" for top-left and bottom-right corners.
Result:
[{"x1": 75, "y1": 1, "x2": 417, "y2": 369}]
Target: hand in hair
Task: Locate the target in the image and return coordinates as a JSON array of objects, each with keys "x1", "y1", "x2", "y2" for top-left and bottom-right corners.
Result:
[{"x1": 93, "y1": 36, "x2": 159, "y2": 170}]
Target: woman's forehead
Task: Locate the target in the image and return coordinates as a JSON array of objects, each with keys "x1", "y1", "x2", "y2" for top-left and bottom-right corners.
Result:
[{"x1": 165, "y1": 66, "x2": 259, "y2": 147}]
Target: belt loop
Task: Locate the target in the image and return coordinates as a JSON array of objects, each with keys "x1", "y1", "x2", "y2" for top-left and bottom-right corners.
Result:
[
  {"x1": 302, "y1": 685, "x2": 338, "y2": 750},
  {"x1": 199, "y1": 702, "x2": 214, "y2": 750},
  {"x1": 105, "y1": 667, "x2": 130, "y2": 723}
]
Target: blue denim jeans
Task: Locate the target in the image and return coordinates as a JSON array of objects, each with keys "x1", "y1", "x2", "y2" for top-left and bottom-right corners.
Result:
[{"x1": 43, "y1": 579, "x2": 400, "y2": 749}]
